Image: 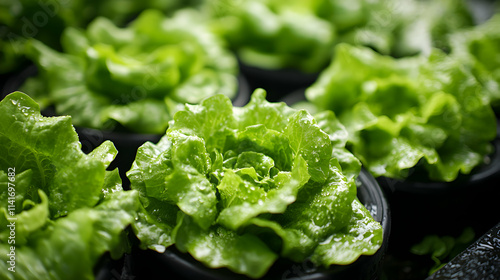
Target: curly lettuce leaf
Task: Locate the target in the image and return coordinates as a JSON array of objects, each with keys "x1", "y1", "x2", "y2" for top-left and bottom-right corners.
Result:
[
  {"x1": 0, "y1": 92, "x2": 118, "y2": 217},
  {"x1": 126, "y1": 138, "x2": 181, "y2": 252},
  {"x1": 234, "y1": 89, "x2": 296, "y2": 131},
  {"x1": 276, "y1": 162, "x2": 356, "y2": 244},
  {"x1": 311, "y1": 199, "x2": 384, "y2": 266},
  {"x1": 173, "y1": 213, "x2": 278, "y2": 279},
  {"x1": 0, "y1": 92, "x2": 140, "y2": 280},
  {"x1": 306, "y1": 44, "x2": 496, "y2": 182},
  {"x1": 23, "y1": 9, "x2": 238, "y2": 134},
  {"x1": 0, "y1": 190, "x2": 140, "y2": 280},
  {"x1": 284, "y1": 110, "x2": 332, "y2": 183},
  {"x1": 128, "y1": 90, "x2": 382, "y2": 277},
  {"x1": 216, "y1": 155, "x2": 309, "y2": 231},
  {"x1": 168, "y1": 94, "x2": 236, "y2": 151}
]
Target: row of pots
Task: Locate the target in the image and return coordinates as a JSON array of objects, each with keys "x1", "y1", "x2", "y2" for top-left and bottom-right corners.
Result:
[
  {"x1": 2, "y1": 61, "x2": 500, "y2": 279},
  {"x1": 1, "y1": 65, "x2": 391, "y2": 280}
]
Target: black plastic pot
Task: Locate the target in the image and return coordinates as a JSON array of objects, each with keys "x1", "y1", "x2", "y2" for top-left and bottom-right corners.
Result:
[
  {"x1": 127, "y1": 169, "x2": 391, "y2": 280},
  {"x1": 2, "y1": 66, "x2": 251, "y2": 189},
  {"x1": 239, "y1": 61, "x2": 319, "y2": 102}
]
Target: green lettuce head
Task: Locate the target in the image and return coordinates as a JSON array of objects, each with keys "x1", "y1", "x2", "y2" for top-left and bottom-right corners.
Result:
[
  {"x1": 0, "y1": 92, "x2": 140, "y2": 279},
  {"x1": 306, "y1": 44, "x2": 497, "y2": 182},
  {"x1": 206, "y1": 0, "x2": 473, "y2": 73},
  {"x1": 23, "y1": 9, "x2": 238, "y2": 134},
  {"x1": 450, "y1": 13, "x2": 500, "y2": 108},
  {"x1": 338, "y1": 0, "x2": 473, "y2": 57},
  {"x1": 127, "y1": 90, "x2": 383, "y2": 278}
]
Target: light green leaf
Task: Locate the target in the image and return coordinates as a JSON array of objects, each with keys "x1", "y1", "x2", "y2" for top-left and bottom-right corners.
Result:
[{"x1": 174, "y1": 214, "x2": 278, "y2": 279}]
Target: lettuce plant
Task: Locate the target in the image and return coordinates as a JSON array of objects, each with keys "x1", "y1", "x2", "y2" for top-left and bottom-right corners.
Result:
[
  {"x1": 23, "y1": 9, "x2": 238, "y2": 134},
  {"x1": 0, "y1": 0, "x2": 200, "y2": 74},
  {"x1": 127, "y1": 90, "x2": 383, "y2": 278},
  {"x1": 450, "y1": 13, "x2": 500, "y2": 108},
  {"x1": 207, "y1": 0, "x2": 473, "y2": 73},
  {"x1": 338, "y1": 0, "x2": 473, "y2": 57},
  {"x1": 305, "y1": 44, "x2": 497, "y2": 182},
  {"x1": 0, "y1": 92, "x2": 139, "y2": 279}
]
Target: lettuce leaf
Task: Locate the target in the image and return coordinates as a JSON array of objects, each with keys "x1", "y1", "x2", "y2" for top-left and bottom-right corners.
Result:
[
  {"x1": 173, "y1": 213, "x2": 278, "y2": 279},
  {"x1": 0, "y1": 190, "x2": 140, "y2": 280},
  {"x1": 306, "y1": 44, "x2": 496, "y2": 182},
  {"x1": 0, "y1": 92, "x2": 140, "y2": 280},
  {"x1": 22, "y1": 9, "x2": 238, "y2": 134},
  {"x1": 128, "y1": 90, "x2": 383, "y2": 278}
]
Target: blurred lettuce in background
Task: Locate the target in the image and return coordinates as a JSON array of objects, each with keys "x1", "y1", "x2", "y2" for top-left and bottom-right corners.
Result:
[
  {"x1": 21, "y1": 9, "x2": 238, "y2": 134},
  {"x1": 206, "y1": 0, "x2": 336, "y2": 72},
  {"x1": 205, "y1": 0, "x2": 474, "y2": 73},
  {"x1": 0, "y1": 0, "x2": 202, "y2": 74},
  {"x1": 338, "y1": 0, "x2": 474, "y2": 57}
]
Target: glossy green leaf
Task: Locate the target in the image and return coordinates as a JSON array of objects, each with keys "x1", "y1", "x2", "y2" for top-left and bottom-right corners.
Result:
[
  {"x1": 311, "y1": 199, "x2": 383, "y2": 266},
  {"x1": 0, "y1": 92, "x2": 139, "y2": 280},
  {"x1": 174, "y1": 214, "x2": 278, "y2": 279}
]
